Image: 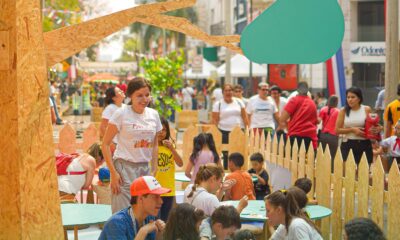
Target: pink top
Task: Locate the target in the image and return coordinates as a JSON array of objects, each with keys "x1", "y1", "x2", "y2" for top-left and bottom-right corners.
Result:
[
  {"x1": 319, "y1": 106, "x2": 339, "y2": 136},
  {"x1": 191, "y1": 150, "x2": 215, "y2": 183}
]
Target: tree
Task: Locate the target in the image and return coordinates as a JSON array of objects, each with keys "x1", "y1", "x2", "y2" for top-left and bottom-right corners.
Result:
[
  {"x1": 117, "y1": 38, "x2": 140, "y2": 62},
  {"x1": 141, "y1": 50, "x2": 185, "y2": 118},
  {"x1": 42, "y1": 0, "x2": 82, "y2": 32}
]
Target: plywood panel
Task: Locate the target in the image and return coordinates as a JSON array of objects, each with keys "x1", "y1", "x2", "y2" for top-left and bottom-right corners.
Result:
[
  {"x1": 284, "y1": 137, "x2": 291, "y2": 169},
  {"x1": 371, "y1": 157, "x2": 384, "y2": 229},
  {"x1": 331, "y1": 150, "x2": 344, "y2": 240},
  {"x1": 291, "y1": 140, "x2": 298, "y2": 185},
  {"x1": 306, "y1": 144, "x2": 315, "y2": 198},
  {"x1": 58, "y1": 124, "x2": 77, "y2": 154},
  {"x1": 387, "y1": 162, "x2": 400, "y2": 239},
  {"x1": 182, "y1": 126, "x2": 198, "y2": 170},
  {"x1": 0, "y1": 0, "x2": 63, "y2": 238},
  {"x1": 344, "y1": 151, "x2": 356, "y2": 223},
  {"x1": 298, "y1": 143, "x2": 306, "y2": 178},
  {"x1": 206, "y1": 125, "x2": 222, "y2": 156},
  {"x1": 228, "y1": 127, "x2": 246, "y2": 168},
  {"x1": 265, "y1": 133, "x2": 272, "y2": 163},
  {"x1": 357, "y1": 154, "x2": 369, "y2": 218},
  {"x1": 82, "y1": 123, "x2": 99, "y2": 152}
]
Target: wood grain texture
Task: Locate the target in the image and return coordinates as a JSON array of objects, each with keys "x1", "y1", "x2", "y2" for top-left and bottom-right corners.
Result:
[
  {"x1": 331, "y1": 150, "x2": 343, "y2": 240},
  {"x1": 58, "y1": 123, "x2": 77, "y2": 154},
  {"x1": 371, "y1": 157, "x2": 384, "y2": 230},
  {"x1": 357, "y1": 154, "x2": 369, "y2": 218},
  {"x1": 82, "y1": 123, "x2": 98, "y2": 152},
  {"x1": 182, "y1": 125, "x2": 198, "y2": 171},
  {"x1": 0, "y1": 0, "x2": 63, "y2": 238},
  {"x1": 44, "y1": 0, "x2": 240, "y2": 66},
  {"x1": 290, "y1": 140, "x2": 298, "y2": 185},
  {"x1": 344, "y1": 151, "x2": 356, "y2": 223},
  {"x1": 387, "y1": 162, "x2": 400, "y2": 239},
  {"x1": 228, "y1": 127, "x2": 246, "y2": 168}
]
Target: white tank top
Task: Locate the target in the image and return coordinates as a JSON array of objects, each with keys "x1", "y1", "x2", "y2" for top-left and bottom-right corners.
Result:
[
  {"x1": 58, "y1": 155, "x2": 86, "y2": 194},
  {"x1": 344, "y1": 105, "x2": 367, "y2": 140}
]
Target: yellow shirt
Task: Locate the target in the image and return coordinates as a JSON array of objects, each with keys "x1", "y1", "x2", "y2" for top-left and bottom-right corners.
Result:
[
  {"x1": 155, "y1": 146, "x2": 175, "y2": 197},
  {"x1": 384, "y1": 99, "x2": 400, "y2": 136}
]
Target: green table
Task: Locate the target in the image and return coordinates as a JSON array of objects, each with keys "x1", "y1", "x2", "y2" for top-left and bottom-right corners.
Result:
[
  {"x1": 221, "y1": 200, "x2": 332, "y2": 222},
  {"x1": 175, "y1": 172, "x2": 258, "y2": 183},
  {"x1": 61, "y1": 204, "x2": 112, "y2": 240}
]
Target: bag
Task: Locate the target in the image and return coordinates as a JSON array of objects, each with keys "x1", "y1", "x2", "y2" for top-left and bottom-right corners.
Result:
[
  {"x1": 56, "y1": 153, "x2": 87, "y2": 176},
  {"x1": 364, "y1": 113, "x2": 381, "y2": 141}
]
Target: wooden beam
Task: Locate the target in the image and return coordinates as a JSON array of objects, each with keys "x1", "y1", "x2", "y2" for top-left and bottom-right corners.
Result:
[
  {"x1": 0, "y1": 0, "x2": 63, "y2": 239},
  {"x1": 43, "y1": 0, "x2": 241, "y2": 66}
]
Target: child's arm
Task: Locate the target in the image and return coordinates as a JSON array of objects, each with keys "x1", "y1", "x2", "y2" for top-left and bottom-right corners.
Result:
[
  {"x1": 163, "y1": 140, "x2": 183, "y2": 167},
  {"x1": 185, "y1": 161, "x2": 193, "y2": 179},
  {"x1": 257, "y1": 169, "x2": 269, "y2": 186}
]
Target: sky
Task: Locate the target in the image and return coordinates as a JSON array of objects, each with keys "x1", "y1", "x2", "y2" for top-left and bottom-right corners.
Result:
[{"x1": 95, "y1": 0, "x2": 137, "y2": 61}]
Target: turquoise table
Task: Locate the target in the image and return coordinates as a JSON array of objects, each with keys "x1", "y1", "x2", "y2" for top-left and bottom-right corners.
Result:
[
  {"x1": 221, "y1": 200, "x2": 332, "y2": 222},
  {"x1": 175, "y1": 172, "x2": 258, "y2": 183},
  {"x1": 61, "y1": 204, "x2": 112, "y2": 240}
]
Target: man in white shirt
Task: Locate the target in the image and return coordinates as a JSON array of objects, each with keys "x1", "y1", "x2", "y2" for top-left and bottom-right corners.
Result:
[
  {"x1": 246, "y1": 82, "x2": 279, "y2": 136},
  {"x1": 182, "y1": 83, "x2": 195, "y2": 110}
]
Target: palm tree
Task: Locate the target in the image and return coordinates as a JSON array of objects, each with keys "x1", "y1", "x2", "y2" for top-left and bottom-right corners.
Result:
[{"x1": 130, "y1": 0, "x2": 198, "y2": 53}]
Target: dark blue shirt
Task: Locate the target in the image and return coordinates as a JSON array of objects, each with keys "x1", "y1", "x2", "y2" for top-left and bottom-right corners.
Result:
[{"x1": 99, "y1": 207, "x2": 156, "y2": 240}]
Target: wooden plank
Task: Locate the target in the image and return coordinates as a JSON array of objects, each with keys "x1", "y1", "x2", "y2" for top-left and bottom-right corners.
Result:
[
  {"x1": 344, "y1": 150, "x2": 356, "y2": 223},
  {"x1": 249, "y1": 129, "x2": 255, "y2": 157},
  {"x1": 298, "y1": 142, "x2": 306, "y2": 178},
  {"x1": 272, "y1": 133, "x2": 278, "y2": 165},
  {"x1": 387, "y1": 161, "x2": 400, "y2": 239},
  {"x1": 284, "y1": 136, "x2": 292, "y2": 169},
  {"x1": 254, "y1": 129, "x2": 260, "y2": 154},
  {"x1": 228, "y1": 127, "x2": 246, "y2": 168},
  {"x1": 176, "y1": 110, "x2": 198, "y2": 129},
  {"x1": 331, "y1": 149, "x2": 344, "y2": 240},
  {"x1": 306, "y1": 144, "x2": 315, "y2": 199},
  {"x1": 315, "y1": 145, "x2": 330, "y2": 239},
  {"x1": 182, "y1": 125, "x2": 198, "y2": 171},
  {"x1": 260, "y1": 130, "x2": 265, "y2": 157},
  {"x1": 291, "y1": 139, "x2": 299, "y2": 185},
  {"x1": 265, "y1": 132, "x2": 272, "y2": 163},
  {"x1": 82, "y1": 123, "x2": 98, "y2": 152},
  {"x1": 58, "y1": 124, "x2": 77, "y2": 154},
  {"x1": 371, "y1": 156, "x2": 384, "y2": 229},
  {"x1": 357, "y1": 154, "x2": 369, "y2": 218}
]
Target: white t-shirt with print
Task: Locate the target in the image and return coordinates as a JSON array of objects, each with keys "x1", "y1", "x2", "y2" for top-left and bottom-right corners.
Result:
[
  {"x1": 184, "y1": 184, "x2": 220, "y2": 216},
  {"x1": 109, "y1": 105, "x2": 162, "y2": 163},
  {"x1": 246, "y1": 96, "x2": 278, "y2": 129},
  {"x1": 271, "y1": 218, "x2": 323, "y2": 240},
  {"x1": 102, "y1": 103, "x2": 124, "y2": 144},
  {"x1": 212, "y1": 98, "x2": 245, "y2": 131}
]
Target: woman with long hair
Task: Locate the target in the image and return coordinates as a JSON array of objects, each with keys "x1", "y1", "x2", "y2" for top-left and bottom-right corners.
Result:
[
  {"x1": 318, "y1": 95, "x2": 340, "y2": 166},
  {"x1": 266, "y1": 187, "x2": 322, "y2": 239},
  {"x1": 163, "y1": 203, "x2": 205, "y2": 240},
  {"x1": 102, "y1": 77, "x2": 163, "y2": 213},
  {"x1": 335, "y1": 87, "x2": 380, "y2": 164}
]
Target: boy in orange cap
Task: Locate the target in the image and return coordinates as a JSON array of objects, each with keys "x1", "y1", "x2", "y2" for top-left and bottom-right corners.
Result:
[{"x1": 99, "y1": 176, "x2": 170, "y2": 240}]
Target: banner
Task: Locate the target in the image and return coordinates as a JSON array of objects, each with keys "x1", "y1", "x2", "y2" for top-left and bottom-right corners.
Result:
[{"x1": 268, "y1": 64, "x2": 297, "y2": 91}]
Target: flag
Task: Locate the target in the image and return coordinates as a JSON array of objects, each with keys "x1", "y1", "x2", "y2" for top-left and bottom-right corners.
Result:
[{"x1": 326, "y1": 47, "x2": 347, "y2": 107}]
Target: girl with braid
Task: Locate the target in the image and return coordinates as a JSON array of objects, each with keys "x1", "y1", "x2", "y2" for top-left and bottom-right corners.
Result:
[
  {"x1": 266, "y1": 187, "x2": 322, "y2": 240},
  {"x1": 183, "y1": 163, "x2": 248, "y2": 216}
]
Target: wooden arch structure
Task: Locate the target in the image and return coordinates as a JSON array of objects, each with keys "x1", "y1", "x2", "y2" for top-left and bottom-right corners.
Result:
[{"x1": 0, "y1": 0, "x2": 241, "y2": 238}]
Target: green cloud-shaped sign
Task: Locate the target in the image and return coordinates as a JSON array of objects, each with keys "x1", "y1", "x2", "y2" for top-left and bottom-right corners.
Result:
[{"x1": 240, "y1": 0, "x2": 345, "y2": 64}]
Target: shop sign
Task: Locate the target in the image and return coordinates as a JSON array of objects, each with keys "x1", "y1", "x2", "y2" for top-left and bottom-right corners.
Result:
[{"x1": 350, "y1": 42, "x2": 385, "y2": 63}]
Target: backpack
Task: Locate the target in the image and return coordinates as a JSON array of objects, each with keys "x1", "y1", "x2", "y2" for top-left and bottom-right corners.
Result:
[{"x1": 56, "y1": 153, "x2": 87, "y2": 176}]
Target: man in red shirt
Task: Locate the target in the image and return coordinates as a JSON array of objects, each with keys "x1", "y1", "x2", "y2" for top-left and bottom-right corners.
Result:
[{"x1": 278, "y1": 82, "x2": 318, "y2": 151}]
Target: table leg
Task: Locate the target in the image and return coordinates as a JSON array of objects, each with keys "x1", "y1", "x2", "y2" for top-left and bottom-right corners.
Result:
[
  {"x1": 315, "y1": 219, "x2": 322, "y2": 229},
  {"x1": 74, "y1": 226, "x2": 78, "y2": 240},
  {"x1": 64, "y1": 228, "x2": 68, "y2": 240}
]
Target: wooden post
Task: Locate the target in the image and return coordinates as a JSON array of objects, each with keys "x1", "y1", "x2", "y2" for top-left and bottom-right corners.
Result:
[
  {"x1": 384, "y1": 0, "x2": 399, "y2": 119},
  {"x1": 0, "y1": 0, "x2": 63, "y2": 238}
]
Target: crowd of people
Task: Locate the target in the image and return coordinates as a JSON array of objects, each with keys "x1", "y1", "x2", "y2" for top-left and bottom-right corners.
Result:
[{"x1": 55, "y1": 77, "x2": 392, "y2": 239}]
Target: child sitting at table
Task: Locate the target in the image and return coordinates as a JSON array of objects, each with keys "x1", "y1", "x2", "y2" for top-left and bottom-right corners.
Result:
[
  {"x1": 294, "y1": 177, "x2": 318, "y2": 205},
  {"x1": 225, "y1": 153, "x2": 256, "y2": 200},
  {"x1": 248, "y1": 152, "x2": 271, "y2": 200},
  {"x1": 185, "y1": 133, "x2": 223, "y2": 183},
  {"x1": 92, "y1": 166, "x2": 111, "y2": 204},
  {"x1": 380, "y1": 120, "x2": 400, "y2": 169},
  {"x1": 199, "y1": 205, "x2": 242, "y2": 240},
  {"x1": 184, "y1": 163, "x2": 248, "y2": 216}
]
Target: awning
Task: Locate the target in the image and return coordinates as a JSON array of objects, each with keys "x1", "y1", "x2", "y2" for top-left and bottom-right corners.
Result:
[
  {"x1": 217, "y1": 54, "x2": 268, "y2": 78},
  {"x1": 184, "y1": 59, "x2": 218, "y2": 79}
]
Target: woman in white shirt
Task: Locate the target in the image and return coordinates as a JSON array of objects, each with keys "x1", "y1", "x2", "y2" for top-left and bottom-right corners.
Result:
[
  {"x1": 99, "y1": 86, "x2": 125, "y2": 140},
  {"x1": 266, "y1": 187, "x2": 322, "y2": 240},
  {"x1": 212, "y1": 84, "x2": 248, "y2": 167},
  {"x1": 102, "y1": 77, "x2": 163, "y2": 213}
]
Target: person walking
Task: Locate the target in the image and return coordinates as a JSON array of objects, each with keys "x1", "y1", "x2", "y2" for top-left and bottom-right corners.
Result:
[{"x1": 102, "y1": 77, "x2": 163, "y2": 213}]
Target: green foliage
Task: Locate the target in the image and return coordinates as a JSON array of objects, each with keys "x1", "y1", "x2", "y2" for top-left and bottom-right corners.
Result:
[
  {"x1": 42, "y1": 0, "x2": 82, "y2": 32},
  {"x1": 117, "y1": 38, "x2": 139, "y2": 62},
  {"x1": 141, "y1": 50, "x2": 185, "y2": 118}
]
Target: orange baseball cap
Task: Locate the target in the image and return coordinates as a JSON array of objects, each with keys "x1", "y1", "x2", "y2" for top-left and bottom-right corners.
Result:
[{"x1": 130, "y1": 176, "x2": 171, "y2": 196}]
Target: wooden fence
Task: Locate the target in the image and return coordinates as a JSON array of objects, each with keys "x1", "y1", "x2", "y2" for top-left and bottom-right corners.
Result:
[{"x1": 55, "y1": 123, "x2": 400, "y2": 239}]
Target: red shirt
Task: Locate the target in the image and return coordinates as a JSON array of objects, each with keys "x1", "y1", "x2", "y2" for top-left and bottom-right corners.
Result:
[
  {"x1": 117, "y1": 83, "x2": 127, "y2": 93},
  {"x1": 284, "y1": 95, "x2": 318, "y2": 148},
  {"x1": 319, "y1": 106, "x2": 339, "y2": 136}
]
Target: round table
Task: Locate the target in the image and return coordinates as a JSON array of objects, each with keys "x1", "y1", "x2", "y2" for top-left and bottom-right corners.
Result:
[
  {"x1": 175, "y1": 172, "x2": 258, "y2": 183},
  {"x1": 61, "y1": 204, "x2": 112, "y2": 239},
  {"x1": 221, "y1": 200, "x2": 332, "y2": 222}
]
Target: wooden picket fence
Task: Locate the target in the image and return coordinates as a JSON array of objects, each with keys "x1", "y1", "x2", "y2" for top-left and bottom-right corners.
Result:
[{"x1": 55, "y1": 123, "x2": 400, "y2": 239}]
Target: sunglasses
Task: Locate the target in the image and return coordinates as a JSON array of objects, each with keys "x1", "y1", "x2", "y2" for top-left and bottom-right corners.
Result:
[{"x1": 260, "y1": 88, "x2": 269, "y2": 91}]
